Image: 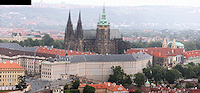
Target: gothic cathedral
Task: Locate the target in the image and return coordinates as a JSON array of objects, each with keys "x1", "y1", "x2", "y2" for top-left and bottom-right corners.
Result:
[{"x1": 64, "y1": 4, "x2": 129, "y2": 54}]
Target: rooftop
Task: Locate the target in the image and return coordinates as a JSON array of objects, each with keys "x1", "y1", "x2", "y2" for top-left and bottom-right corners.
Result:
[
  {"x1": 70, "y1": 52, "x2": 152, "y2": 63},
  {"x1": 79, "y1": 82, "x2": 128, "y2": 92},
  {"x1": 0, "y1": 61, "x2": 24, "y2": 69}
]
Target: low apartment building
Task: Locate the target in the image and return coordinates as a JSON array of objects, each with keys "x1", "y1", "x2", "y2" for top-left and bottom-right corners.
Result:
[
  {"x1": 41, "y1": 52, "x2": 152, "y2": 82},
  {"x1": 0, "y1": 61, "x2": 24, "y2": 87}
]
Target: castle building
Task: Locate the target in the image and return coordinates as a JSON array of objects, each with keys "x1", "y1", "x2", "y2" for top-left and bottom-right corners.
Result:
[
  {"x1": 41, "y1": 52, "x2": 152, "y2": 82},
  {"x1": 64, "y1": 4, "x2": 129, "y2": 54}
]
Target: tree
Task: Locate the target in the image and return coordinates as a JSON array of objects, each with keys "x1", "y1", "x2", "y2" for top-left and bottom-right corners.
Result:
[
  {"x1": 42, "y1": 34, "x2": 54, "y2": 46},
  {"x1": 165, "y1": 69, "x2": 182, "y2": 84},
  {"x1": 83, "y1": 85, "x2": 95, "y2": 93},
  {"x1": 10, "y1": 40, "x2": 19, "y2": 43},
  {"x1": 133, "y1": 72, "x2": 145, "y2": 87},
  {"x1": 142, "y1": 67, "x2": 152, "y2": 79},
  {"x1": 16, "y1": 75, "x2": 27, "y2": 91},
  {"x1": 173, "y1": 64, "x2": 185, "y2": 77},
  {"x1": 123, "y1": 75, "x2": 132, "y2": 85},
  {"x1": 134, "y1": 89, "x2": 142, "y2": 93},
  {"x1": 147, "y1": 60, "x2": 152, "y2": 68},
  {"x1": 64, "y1": 83, "x2": 68, "y2": 90},
  {"x1": 73, "y1": 80, "x2": 80, "y2": 89},
  {"x1": 151, "y1": 65, "x2": 165, "y2": 85},
  {"x1": 186, "y1": 82, "x2": 194, "y2": 88},
  {"x1": 33, "y1": 39, "x2": 40, "y2": 46},
  {"x1": 52, "y1": 39, "x2": 64, "y2": 49},
  {"x1": 108, "y1": 66, "x2": 132, "y2": 85},
  {"x1": 184, "y1": 64, "x2": 196, "y2": 78}
]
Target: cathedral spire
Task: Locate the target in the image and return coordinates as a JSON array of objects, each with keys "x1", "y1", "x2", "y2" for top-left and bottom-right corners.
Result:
[
  {"x1": 67, "y1": 10, "x2": 72, "y2": 26},
  {"x1": 97, "y1": 3, "x2": 109, "y2": 26},
  {"x1": 66, "y1": 10, "x2": 74, "y2": 39},
  {"x1": 102, "y1": 2, "x2": 106, "y2": 20},
  {"x1": 75, "y1": 10, "x2": 83, "y2": 39}
]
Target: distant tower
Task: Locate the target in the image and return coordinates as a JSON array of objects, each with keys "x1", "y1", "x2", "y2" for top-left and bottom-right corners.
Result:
[
  {"x1": 64, "y1": 11, "x2": 76, "y2": 50},
  {"x1": 75, "y1": 11, "x2": 84, "y2": 51},
  {"x1": 162, "y1": 38, "x2": 167, "y2": 48},
  {"x1": 96, "y1": 3, "x2": 111, "y2": 54},
  {"x1": 171, "y1": 38, "x2": 177, "y2": 49}
]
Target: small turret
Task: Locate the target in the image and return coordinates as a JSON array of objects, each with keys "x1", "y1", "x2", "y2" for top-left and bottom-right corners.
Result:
[
  {"x1": 162, "y1": 38, "x2": 167, "y2": 48},
  {"x1": 171, "y1": 38, "x2": 177, "y2": 49},
  {"x1": 145, "y1": 79, "x2": 150, "y2": 87}
]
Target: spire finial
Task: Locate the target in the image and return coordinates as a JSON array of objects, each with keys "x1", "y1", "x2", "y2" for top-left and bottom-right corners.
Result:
[
  {"x1": 67, "y1": 10, "x2": 72, "y2": 25},
  {"x1": 79, "y1": 10, "x2": 81, "y2": 19},
  {"x1": 103, "y1": 2, "x2": 105, "y2": 13}
]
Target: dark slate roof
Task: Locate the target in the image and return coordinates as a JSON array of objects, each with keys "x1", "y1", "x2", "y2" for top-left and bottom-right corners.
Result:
[
  {"x1": 0, "y1": 47, "x2": 56, "y2": 58},
  {"x1": 69, "y1": 52, "x2": 152, "y2": 63},
  {"x1": 12, "y1": 33, "x2": 21, "y2": 36},
  {"x1": 0, "y1": 43, "x2": 38, "y2": 52},
  {"x1": 83, "y1": 29, "x2": 121, "y2": 40}
]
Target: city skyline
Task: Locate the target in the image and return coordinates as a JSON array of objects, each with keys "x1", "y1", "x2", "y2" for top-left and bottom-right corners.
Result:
[{"x1": 32, "y1": 0, "x2": 200, "y2": 7}]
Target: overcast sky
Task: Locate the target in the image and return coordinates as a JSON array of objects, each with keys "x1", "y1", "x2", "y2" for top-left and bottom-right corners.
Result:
[{"x1": 32, "y1": 0, "x2": 200, "y2": 7}]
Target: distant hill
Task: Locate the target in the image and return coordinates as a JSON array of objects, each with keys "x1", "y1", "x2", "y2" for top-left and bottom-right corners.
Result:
[{"x1": 1, "y1": 5, "x2": 200, "y2": 31}]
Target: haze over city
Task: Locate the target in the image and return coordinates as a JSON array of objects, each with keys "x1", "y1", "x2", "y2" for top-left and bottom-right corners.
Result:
[{"x1": 33, "y1": 0, "x2": 200, "y2": 7}]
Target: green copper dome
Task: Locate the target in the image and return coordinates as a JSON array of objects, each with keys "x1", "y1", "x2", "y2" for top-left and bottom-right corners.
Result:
[
  {"x1": 167, "y1": 41, "x2": 184, "y2": 46},
  {"x1": 145, "y1": 79, "x2": 150, "y2": 84}
]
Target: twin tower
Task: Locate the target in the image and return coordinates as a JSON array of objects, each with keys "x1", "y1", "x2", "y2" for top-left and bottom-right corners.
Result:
[{"x1": 64, "y1": 4, "x2": 129, "y2": 54}]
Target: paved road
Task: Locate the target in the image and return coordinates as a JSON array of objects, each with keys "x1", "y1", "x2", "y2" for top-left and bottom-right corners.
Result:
[
  {"x1": 25, "y1": 77, "x2": 49, "y2": 93},
  {"x1": 25, "y1": 77, "x2": 72, "y2": 93}
]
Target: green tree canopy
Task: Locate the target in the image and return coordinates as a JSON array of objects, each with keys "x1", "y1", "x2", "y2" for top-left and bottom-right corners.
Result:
[
  {"x1": 134, "y1": 89, "x2": 142, "y2": 93},
  {"x1": 83, "y1": 85, "x2": 95, "y2": 93},
  {"x1": 42, "y1": 34, "x2": 54, "y2": 46},
  {"x1": 142, "y1": 67, "x2": 152, "y2": 79},
  {"x1": 151, "y1": 65, "x2": 165, "y2": 85},
  {"x1": 108, "y1": 66, "x2": 132, "y2": 85},
  {"x1": 186, "y1": 82, "x2": 194, "y2": 88},
  {"x1": 16, "y1": 75, "x2": 27, "y2": 91},
  {"x1": 73, "y1": 80, "x2": 80, "y2": 89},
  {"x1": 165, "y1": 69, "x2": 182, "y2": 84},
  {"x1": 134, "y1": 72, "x2": 145, "y2": 87}
]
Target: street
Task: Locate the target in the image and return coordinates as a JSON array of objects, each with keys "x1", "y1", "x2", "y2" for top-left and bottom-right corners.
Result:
[{"x1": 25, "y1": 77, "x2": 49, "y2": 93}]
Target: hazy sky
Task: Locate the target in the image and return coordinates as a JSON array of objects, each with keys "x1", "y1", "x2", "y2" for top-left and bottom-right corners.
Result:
[{"x1": 32, "y1": 0, "x2": 200, "y2": 7}]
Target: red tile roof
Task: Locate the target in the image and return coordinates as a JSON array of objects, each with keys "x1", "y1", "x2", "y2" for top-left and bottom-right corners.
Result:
[
  {"x1": 126, "y1": 47, "x2": 184, "y2": 58},
  {"x1": 0, "y1": 61, "x2": 24, "y2": 69},
  {"x1": 125, "y1": 49, "x2": 144, "y2": 54},
  {"x1": 35, "y1": 47, "x2": 98, "y2": 57},
  {"x1": 79, "y1": 82, "x2": 128, "y2": 92},
  {"x1": 183, "y1": 51, "x2": 200, "y2": 58},
  {"x1": 189, "y1": 89, "x2": 200, "y2": 93}
]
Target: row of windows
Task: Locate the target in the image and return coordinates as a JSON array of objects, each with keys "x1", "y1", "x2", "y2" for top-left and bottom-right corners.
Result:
[
  {"x1": 42, "y1": 76, "x2": 51, "y2": 78},
  {"x1": 0, "y1": 79, "x2": 17, "y2": 82},
  {"x1": 42, "y1": 72, "x2": 51, "y2": 75},
  {"x1": 0, "y1": 71, "x2": 17, "y2": 74},
  {"x1": 0, "y1": 75, "x2": 17, "y2": 78}
]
